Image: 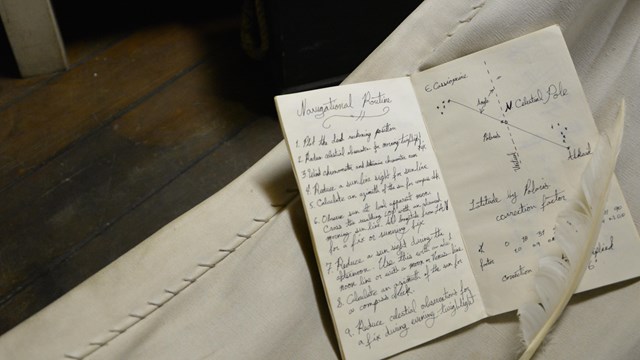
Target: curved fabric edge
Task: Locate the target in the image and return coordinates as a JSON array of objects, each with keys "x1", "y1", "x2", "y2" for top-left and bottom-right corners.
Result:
[{"x1": 0, "y1": 142, "x2": 298, "y2": 359}]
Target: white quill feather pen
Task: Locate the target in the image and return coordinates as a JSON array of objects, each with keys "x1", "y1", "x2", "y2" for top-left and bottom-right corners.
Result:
[{"x1": 517, "y1": 100, "x2": 626, "y2": 360}]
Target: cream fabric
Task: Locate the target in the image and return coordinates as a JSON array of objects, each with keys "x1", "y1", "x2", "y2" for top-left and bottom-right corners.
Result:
[{"x1": 2, "y1": 0, "x2": 639, "y2": 359}]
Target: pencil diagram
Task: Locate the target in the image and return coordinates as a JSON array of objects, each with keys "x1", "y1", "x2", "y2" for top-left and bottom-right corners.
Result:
[{"x1": 435, "y1": 60, "x2": 576, "y2": 172}]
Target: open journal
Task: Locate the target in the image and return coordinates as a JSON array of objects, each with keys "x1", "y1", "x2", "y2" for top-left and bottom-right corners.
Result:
[{"x1": 274, "y1": 26, "x2": 640, "y2": 360}]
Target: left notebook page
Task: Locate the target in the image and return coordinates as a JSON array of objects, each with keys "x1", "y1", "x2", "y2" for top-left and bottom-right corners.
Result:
[{"x1": 275, "y1": 77, "x2": 486, "y2": 360}]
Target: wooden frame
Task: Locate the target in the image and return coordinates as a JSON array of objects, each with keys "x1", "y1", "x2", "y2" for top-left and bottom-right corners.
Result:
[{"x1": 0, "y1": 0, "x2": 68, "y2": 77}]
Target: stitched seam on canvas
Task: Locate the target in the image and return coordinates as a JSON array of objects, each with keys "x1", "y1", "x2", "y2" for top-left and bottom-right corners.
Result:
[
  {"x1": 64, "y1": 189, "x2": 300, "y2": 359},
  {"x1": 414, "y1": 0, "x2": 487, "y2": 72}
]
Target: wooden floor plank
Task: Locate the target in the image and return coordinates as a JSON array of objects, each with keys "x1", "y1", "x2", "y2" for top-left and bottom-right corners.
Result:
[
  {"x1": 0, "y1": 39, "x2": 274, "y2": 299},
  {"x1": 0, "y1": 7, "x2": 283, "y2": 337},
  {"x1": 0, "y1": 23, "x2": 226, "y2": 191},
  {"x1": 0, "y1": 116, "x2": 283, "y2": 335},
  {"x1": 0, "y1": 33, "x2": 123, "y2": 110}
]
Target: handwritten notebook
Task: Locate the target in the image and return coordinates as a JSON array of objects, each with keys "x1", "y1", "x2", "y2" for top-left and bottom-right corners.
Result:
[{"x1": 274, "y1": 26, "x2": 640, "y2": 359}]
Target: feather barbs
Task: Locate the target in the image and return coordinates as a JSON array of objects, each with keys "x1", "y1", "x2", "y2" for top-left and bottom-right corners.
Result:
[{"x1": 517, "y1": 100, "x2": 626, "y2": 360}]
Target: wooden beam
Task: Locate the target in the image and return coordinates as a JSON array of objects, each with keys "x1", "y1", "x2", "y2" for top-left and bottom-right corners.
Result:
[{"x1": 0, "y1": 0, "x2": 68, "y2": 77}]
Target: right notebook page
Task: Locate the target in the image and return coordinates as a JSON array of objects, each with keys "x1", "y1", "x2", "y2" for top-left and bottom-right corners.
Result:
[{"x1": 410, "y1": 25, "x2": 640, "y2": 315}]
